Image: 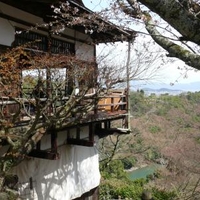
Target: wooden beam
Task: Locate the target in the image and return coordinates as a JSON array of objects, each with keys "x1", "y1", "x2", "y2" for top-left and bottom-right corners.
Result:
[
  {"x1": 67, "y1": 138, "x2": 94, "y2": 147},
  {"x1": 104, "y1": 121, "x2": 110, "y2": 129},
  {"x1": 36, "y1": 140, "x2": 41, "y2": 150},
  {"x1": 51, "y1": 131, "x2": 57, "y2": 153},
  {"x1": 76, "y1": 127, "x2": 80, "y2": 140},
  {"x1": 96, "y1": 128, "x2": 130, "y2": 138},
  {"x1": 89, "y1": 124, "x2": 94, "y2": 144},
  {"x1": 28, "y1": 149, "x2": 59, "y2": 160}
]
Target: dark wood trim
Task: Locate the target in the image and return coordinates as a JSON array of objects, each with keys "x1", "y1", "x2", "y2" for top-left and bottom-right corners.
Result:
[
  {"x1": 51, "y1": 131, "x2": 58, "y2": 153},
  {"x1": 96, "y1": 127, "x2": 130, "y2": 138},
  {"x1": 28, "y1": 129, "x2": 59, "y2": 160},
  {"x1": 54, "y1": 114, "x2": 127, "y2": 132},
  {"x1": 89, "y1": 124, "x2": 94, "y2": 144},
  {"x1": 76, "y1": 126, "x2": 80, "y2": 140},
  {"x1": 0, "y1": 13, "x2": 36, "y2": 30},
  {"x1": 28, "y1": 149, "x2": 59, "y2": 160},
  {"x1": 0, "y1": 13, "x2": 91, "y2": 45},
  {"x1": 104, "y1": 121, "x2": 110, "y2": 129},
  {"x1": 67, "y1": 138, "x2": 94, "y2": 147},
  {"x1": 36, "y1": 141, "x2": 41, "y2": 150}
]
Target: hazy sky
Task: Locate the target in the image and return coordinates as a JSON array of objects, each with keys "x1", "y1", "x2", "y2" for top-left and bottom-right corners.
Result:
[{"x1": 82, "y1": 0, "x2": 200, "y2": 85}]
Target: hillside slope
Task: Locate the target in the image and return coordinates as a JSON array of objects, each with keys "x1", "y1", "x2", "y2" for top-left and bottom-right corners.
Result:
[{"x1": 99, "y1": 91, "x2": 200, "y2": 199}]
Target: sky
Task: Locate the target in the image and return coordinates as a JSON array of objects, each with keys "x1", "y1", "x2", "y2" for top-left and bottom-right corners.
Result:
[{"x1": 82, "y1": 0, "x2": 200, "y2": 87}]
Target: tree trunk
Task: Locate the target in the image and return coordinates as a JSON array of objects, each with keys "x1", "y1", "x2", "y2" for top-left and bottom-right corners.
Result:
[{"x1": 137, "y1": 0, "x2": 200, "y2": 45}]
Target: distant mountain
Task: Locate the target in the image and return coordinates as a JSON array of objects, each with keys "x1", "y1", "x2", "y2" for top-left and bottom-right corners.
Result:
[
  {"x1": 143, "y1": 87, "x2": 182, "y2": 92},
  {"x1": 131, "y1": 81, "x2": 200, "y2": 93},
  {"x1": 142, "y1": 87, "x2": 183, "y2": 95}
]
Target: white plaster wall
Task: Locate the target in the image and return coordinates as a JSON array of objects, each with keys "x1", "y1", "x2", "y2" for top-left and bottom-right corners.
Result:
[
  {"x1": 40, "y1": 126, "x2": 91, "y2": 150},
  {"x1": 11, "y1": 144, "x2": 100, "y2": 200},
  {"x1": 12, "y1": 128, "x2": 101, "y2": 200},
  {"x1": 0, "y1": 5, "x2": 99, "y2": 198},
  {"x1": 76, "y1": 41, "x2": 95, "y2": 61},
  {"x1": 0, "y1": 2, "x2": 46, "y2": 46},
  {"x1": 0, "y1": 2, "x2": 95, "y2": 62},
  {"x1": 0, "y1": 18, "x2": 15, "y2": 46}
]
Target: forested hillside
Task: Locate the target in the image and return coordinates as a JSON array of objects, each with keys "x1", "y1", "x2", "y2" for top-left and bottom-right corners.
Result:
[{"x1": 99, "y1": 90, "x2": 200, "y2": 200}]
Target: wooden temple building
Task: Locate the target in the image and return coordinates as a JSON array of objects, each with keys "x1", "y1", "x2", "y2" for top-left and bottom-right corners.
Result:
[{"x1": 0, "y1": 0, "x2": 135, "y2": 199}]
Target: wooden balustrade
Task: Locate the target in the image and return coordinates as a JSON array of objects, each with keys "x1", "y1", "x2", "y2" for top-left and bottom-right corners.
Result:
[
  {"x1": 97, "y1": 94, "x2": 127, "y2": 112},
  {"x1": 0, "y1": 89, "x2": 127, "y2": 122}
]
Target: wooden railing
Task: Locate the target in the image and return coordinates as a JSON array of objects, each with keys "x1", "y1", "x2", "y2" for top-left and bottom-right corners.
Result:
[
  {"x1": 0, "y1": 97, "x2": 20, "y2": 118},
  {"x1": 98, "y1": 94, "x2": 127, "y2": 112},
  {"x1": 0, "y1": 89, "x2": 127, "y2": 122}
]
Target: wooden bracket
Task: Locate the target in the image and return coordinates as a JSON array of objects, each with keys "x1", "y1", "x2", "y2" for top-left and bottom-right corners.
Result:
[
  {"x1": 28, "y1": 130, "x2": 60, "y2": 160},
  {"x1": 67, "y1": 124, "x2": 95, "y2": 147}
]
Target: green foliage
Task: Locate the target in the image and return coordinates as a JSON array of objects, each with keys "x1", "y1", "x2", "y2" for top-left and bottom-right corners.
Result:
[
  {"x1": 130, "y1": 136, "x2": 144, "y2": 152},
  {"x1": 115, "y1": 182, "x2": 144, "y2": 199},
  {"x1": 158, "y1": 94, "x2": 189, "y2": 113},
  {"x1": 121, "y1": 157, "x2": 137, "y2": 170},
  {"x1": 149, "y1": 125, "x2": 161, "y2": 134},
  {"x1": 100, "y1": 91, "x2": 200, "y2": 200},
  {"x1": 194, "y1": 137, "x2": 200, "y2": 144},
  {"x1": 99, "y1": 158, "x2": 177, "y2": 199},
  {"x1": 155, "y1": 105, "x2": 169, "y2": 116},
  {"x1": 152, "y1": 188, "x2": 177, "y2": 200},
  {"x1": 100, "y1": 159, "x2": 146, "y2": 199},
  {"x1": 175, "y1": 117, "x2": 192, "y2": 129},
  {"x1": 176, "y1": 117, "x2": 185, "y2": 125},
  {"x1": 192, "y1": 114, "x2": 200, "y2": 122},
  {"x1": 130, "y1": 91, "x2": 150, "y2": 116},
  {"x1": 170, "y1": 96, "x2": 184, "y2": 109},
  {"x1": 100, "y1": 178, "x2": 145, "y2": 200},
  {"x1": 100, "y1": 160, "x2": 126, "y2": 179},
  {"x1": 186, "y1": 91, "x2": 200, "y2": 104},
  {"x1": 146, "y1": 169, "x2": 162, "y2": 182},
  {"x1": 156, "y1": 108, "x2": 166, "y2": 116},
  {"x1": 100, "y1": 178, "x2": 177, "y2": 200},
  {"x1": 145, "y1": 147, "x2": 161, "y2": 161}
]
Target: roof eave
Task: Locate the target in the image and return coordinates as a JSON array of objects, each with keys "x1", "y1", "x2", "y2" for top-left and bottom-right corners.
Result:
[{"x1": 0, "y1": 0, "x2": 136, "y2": 43}]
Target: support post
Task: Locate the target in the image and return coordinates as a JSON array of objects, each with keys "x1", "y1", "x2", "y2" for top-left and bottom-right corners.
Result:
[{"x1": 126, "y1": 40, "x2": 131, "y2": 130}]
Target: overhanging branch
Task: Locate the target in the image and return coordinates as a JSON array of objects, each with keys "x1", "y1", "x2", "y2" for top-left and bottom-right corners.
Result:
[{"x1": 144, "y1": 13, "x2": 200, "y2": 70}]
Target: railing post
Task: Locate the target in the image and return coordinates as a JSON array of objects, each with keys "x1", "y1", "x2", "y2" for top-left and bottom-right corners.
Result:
[
  {"x1": 111, "y1": 97, "x2": 114, "y2": 112},
  {"x1": 126, "y1": 40, "x2": 131, "y2": 130}
]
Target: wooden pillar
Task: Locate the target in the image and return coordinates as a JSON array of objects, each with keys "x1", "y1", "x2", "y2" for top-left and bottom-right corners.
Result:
[
  {"x1": 51, "y1": 132, "x2": 58, "y2": 153},
  {"x1": 76, "y1": 127, "x2": 80, "y2": 140},
  {"x1": 36, "y1": 141, "x2": 41, "y2": 151},
  {"x1": 111, "y1": 97, "x2": 114, "y2": 112},
  {"x1": 104, "y1": 121, "x2": 110, "y2": 129},
  {"x1": 46, "y1": 26, "x2": 52, "y2": 114},
  {"x1": 89, "y1": 124, "x2": 94, "y2": 144}
]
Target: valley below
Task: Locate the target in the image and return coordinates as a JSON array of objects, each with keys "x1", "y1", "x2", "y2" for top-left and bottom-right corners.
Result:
[{"x1": 99, "y1": 90, "x2": 200, "y2": 199}]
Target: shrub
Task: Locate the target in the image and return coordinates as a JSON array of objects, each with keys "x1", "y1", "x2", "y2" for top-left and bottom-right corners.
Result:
[
  {"x1": 145, "y1": 147, "x2": 161, "y2": 161},
  {"x1": 100, "y1": 160, "x2": 126, "y2": 179},
  {"x1": 121, "y1": 157, "x2": 137, "y2": 170},
  {"x1": 149, "y1": 125, "x2": 161, "y2": 134},
  {"x1": 100, "y1": 179, "x2": 146, "y2": 200},
  {"x1": 156, "y1": 106, "x2": 169, "y2": 116},
  {"x1": 152, "y1": 188, "x2": 177, "y2": 200}
]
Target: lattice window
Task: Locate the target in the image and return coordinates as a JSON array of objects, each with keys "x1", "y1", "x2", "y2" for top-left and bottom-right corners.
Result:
[
  {"x1": 51, "y1": 38, "x2": 75, "y2": 54},
  {"x1": 15, "y1": 28, "x2": 47, "y2": 51},
  {"x1": 15, "y1": 28, "x2": 75, "y2": 55}
]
